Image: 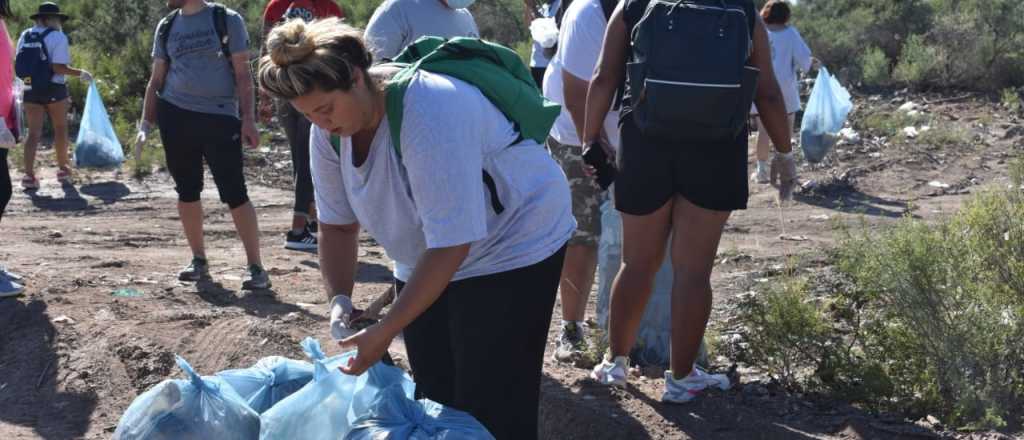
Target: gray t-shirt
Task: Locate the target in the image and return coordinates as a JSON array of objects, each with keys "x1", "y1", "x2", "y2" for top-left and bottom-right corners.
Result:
[
  {"x1": 152, "y1": 5, "x2": 250, "y2": 117},
  {"x1": 310, "y1": 71, "x2": 574, "y2": 282},
  {"x1": 364, "y1": 0, "x2": 479, "y2": 62}
]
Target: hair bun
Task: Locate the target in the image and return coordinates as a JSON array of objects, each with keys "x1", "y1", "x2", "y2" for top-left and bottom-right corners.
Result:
[{"x1": 268, "y1": 20, "x2": 317, "y2": 66}]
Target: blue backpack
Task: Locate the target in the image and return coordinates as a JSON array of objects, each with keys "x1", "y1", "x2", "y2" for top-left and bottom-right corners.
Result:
[{"x1": 15, "y1": 28, "x2": 57, "y2": 94}]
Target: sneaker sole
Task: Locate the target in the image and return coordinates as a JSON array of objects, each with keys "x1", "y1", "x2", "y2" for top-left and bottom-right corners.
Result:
[
  {"x1": 590, "y1": 372, "x2": 627, "y2": 387},
  {"x1": 0, "y1": 288, "x2": 25, "y2": 298},
  {"x1": 178, "y1": 273, "x2": 211, "y2": 282},
  {"x1": 242, "y1": 282, "x2": 272, "y2": 290},
  {"x1": 284, "y1": 242, "x2": 318, "y2": 251}
]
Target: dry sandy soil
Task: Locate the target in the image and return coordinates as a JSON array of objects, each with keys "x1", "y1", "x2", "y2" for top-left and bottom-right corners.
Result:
[{"x1": 0, "y1": 93, "x2": 1021, "y2": 439}]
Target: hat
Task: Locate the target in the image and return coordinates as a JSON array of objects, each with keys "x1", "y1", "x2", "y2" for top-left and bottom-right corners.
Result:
[{"x1": 30, "y1": 3, "x2": 70, "y2": 21}]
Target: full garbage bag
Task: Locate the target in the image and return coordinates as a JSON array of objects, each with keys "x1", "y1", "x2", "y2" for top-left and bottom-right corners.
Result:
[
  {"x1": 113, "y1": 356, "x2": 261, "y2": 440},
  {"x1": 216, "y1": 356, "x2": 314, "y2": 413},
  {"x1": 800, "y1": 66, "x2": 853, "y2": 163},
  {"x1": 74, "y1": 82, "x2": 124, "y2": 168},
  {"x1": 345, "y1": 384, "x2": 494, "y2": 440},
  {"x1": 258, "y1": 337, "x2": 414, "y2": 440}
]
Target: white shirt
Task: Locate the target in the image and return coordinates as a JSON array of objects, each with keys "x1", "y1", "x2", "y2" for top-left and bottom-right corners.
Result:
[
  {"x1": 310, "y1": 71, "x2": 574, "y2": 282},
  {"x1": 16, "y1": 26, "x2": 71, "y2": 84},
  {"x1": 364, "y1": 0, "x2": 479, "y2": 62},
  {"x1": 756, "y1": 25, "x2": 812, "y2": 114},
  {"x1": 542, "y1": 0, "x2": 619, "y2": 148},
  {"x1": 529, "y1": 0, "x2": 561, "y2": 68}
]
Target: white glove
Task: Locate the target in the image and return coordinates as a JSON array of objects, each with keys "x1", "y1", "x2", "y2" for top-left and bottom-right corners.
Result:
[
  {"x1": 80, "y1": 71, "x2": 93, "y2": 83},
  {"x1": 135, "y1": 120, "x2": 153, "y2": 145},
  {"x1": 330, "y1": 294, "x2": 357, "y2": 341},
  {"x1": 771, "y1": 151, "x2": 798, "y2": 201}
]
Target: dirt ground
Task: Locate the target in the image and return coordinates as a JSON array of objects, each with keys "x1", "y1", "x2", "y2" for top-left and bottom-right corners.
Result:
[{"x1": 1, "y1": 94, "x2": 1021, "y2": 439}]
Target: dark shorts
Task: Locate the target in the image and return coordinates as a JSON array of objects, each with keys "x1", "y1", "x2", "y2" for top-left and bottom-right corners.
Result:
[
  {"x1": 23, "y1": 83, "x2": 69, "y2": 105},
  {"x1": 615, "y1": 114, "x2": 749, "y2": 215},
  {"x1": 156, "y1": 99, "x2": 250, "y2": 209},
  {"x1": 531, "y1": 66, "x2": 547, "y2": 89}
]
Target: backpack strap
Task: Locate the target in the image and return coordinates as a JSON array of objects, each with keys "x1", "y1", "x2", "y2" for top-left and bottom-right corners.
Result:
[
  {"x1": 210, "y1": 3, "x2": 234, "y2": 64},
  {"x1": 37, "y1": 28, "x2": 56, "y2": 64},
  {"x1": 157, "y1": 9, "x2": 180, "y2": 65}
]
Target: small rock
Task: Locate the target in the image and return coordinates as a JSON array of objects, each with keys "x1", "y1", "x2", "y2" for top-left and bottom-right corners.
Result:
[
  {"x1": 898, "y1": 101, "x2": 920, "y2": 112},
  {"x1": 52, "y1": 315, "x2": 75, "y2": 325},
  {"x1": 48, "y1": 230, "x2": 63, "y2": 239},
  {"x1": 928, "y1": 180, "x2": 951, "y2": 189},
  {"x1": 903, "y1": 126, "x2": 919, "y2": 138}
]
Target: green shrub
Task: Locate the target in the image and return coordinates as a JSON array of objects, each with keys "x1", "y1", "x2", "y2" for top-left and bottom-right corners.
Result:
[
  {"x1": 858, "y1": 46, "x2": 890, "y2": 87},
  {"x1": 1003, "y1": 88, "x2": 1023, "y2": 113},
  {"x1": 733, "y1": 189, "x2": 1024, "y2": 429},
  {"x1": 893, "y1": 34, "x2": 942, "y2": 87}
]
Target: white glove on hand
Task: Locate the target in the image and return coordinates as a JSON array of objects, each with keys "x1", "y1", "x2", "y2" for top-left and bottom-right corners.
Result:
[
  {"x1": 330, "y1": 294, "x2": 357, "y2": 341},
  {"x1": 771, "y1": 152, "x2": 798, "y2": 201},
  {"x1": 135, "y1": 120, "x2": 153, "y2": 145},
  {"x1": 80, "y1": 71, "x2": 93, "y2": 83}
]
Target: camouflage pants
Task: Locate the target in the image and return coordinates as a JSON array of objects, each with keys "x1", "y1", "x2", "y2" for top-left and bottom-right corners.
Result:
[{"x1": 548, "y1": 136, "x2": 603, "y2": 247}]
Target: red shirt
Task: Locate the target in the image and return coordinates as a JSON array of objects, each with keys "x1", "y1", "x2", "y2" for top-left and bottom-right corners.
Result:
[{"x1": 263, "y1": 0, "x2": 345, "y2": 24}]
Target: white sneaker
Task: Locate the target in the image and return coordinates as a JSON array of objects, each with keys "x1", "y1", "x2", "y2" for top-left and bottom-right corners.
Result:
[
  {"x1": 590, "y1": 355, "x2": 628, "y2": 387},
  {"x1": 751, "y1": 160, "x2": 770, "y2": 184},
  {"x1": 0, "y1": 271, "x2": 25, "y2": 298},
  {"x1": 661, "y1": 366, "x2": 731, "y2": 404}
]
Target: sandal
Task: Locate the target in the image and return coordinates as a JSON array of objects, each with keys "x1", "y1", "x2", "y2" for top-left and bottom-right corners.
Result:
[
  {"x1": 21, "y1": 174, "x2": 39, "y2": 190},
  {"x1": 57, "y1": 167, "x2": 73, "y2": 184}
]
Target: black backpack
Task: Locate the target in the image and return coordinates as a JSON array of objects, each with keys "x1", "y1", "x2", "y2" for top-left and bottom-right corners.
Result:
[
  {"x1": 15, "y1": 28, "x2": 57, "y2": 94},
  {"x1": 157, "y1": 3, "x2": 233, "y2": 70},
  {"x1": 628, "y1": 0, "x2": 759, "y2": 143}
]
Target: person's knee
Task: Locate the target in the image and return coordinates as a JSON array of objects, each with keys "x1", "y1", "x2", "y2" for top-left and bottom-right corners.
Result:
[
  {"x1": 177, "y1": 189, "x2": 201, "y2": 204},
  {"x1": 221, "y1": 186, "x2": 250, "y2": 210}
]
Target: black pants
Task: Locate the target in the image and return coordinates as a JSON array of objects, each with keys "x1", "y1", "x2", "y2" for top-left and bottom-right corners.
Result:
[
  {"x1": 397, "y1": 246, "x2": 566, "y2": 440},
  {"x1": 531, "y1": 66, "x2": 547, "y2": 90},
  {"x1": 278, "y1": 101, "x2": 314, "y2": 217},
  {"x1": 157, "y1": 99, "x2": 250, "y2": 209},
  {"x1": 0, "y1": 149, "x2": 10, "y2": 222}
]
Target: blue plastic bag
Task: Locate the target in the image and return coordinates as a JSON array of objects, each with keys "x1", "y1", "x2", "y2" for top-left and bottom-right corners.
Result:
[
  {"x1": 345, "y1": 384, "x2": 495, "y2": 440},
  {"x1": 800, "y1": 66, "x2": 853, "y2": 163},
  {"x1": 259, "y1": 337, "x2": 414, "y2": 440},
  {"x1": 113, "y1": 356, "x2": 261, "y2": 440},
  {"x1": 74, "y1": 82, "x2": 124, "y2": 168},
  {"x1": 217, "y1": 356, "x2": 314, "y2": 414}
]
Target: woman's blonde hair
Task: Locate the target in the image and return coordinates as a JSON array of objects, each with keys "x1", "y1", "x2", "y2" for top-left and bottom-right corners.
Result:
[{"x1": 258, "y1": 18, "x2": 373, "y2": 100}]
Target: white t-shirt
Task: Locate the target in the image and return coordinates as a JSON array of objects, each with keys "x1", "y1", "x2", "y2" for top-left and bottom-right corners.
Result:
[
  {"x1": 529, "y1": 0, "x2": 561, "y2": 68},
  {"x1": 310, "y1": 71, "x2": 574, "y2": 282},
  {"x1": 364, "y1": 0, "x2": 479, "y2": 62},
  {"x1": 16, "y1": 26, "x2": 71, "y2": 84},
  {"x1": 755, "y1": 25, "x2": 812, "y2": 114},
  {"x1": 542, "y1": 0, "x2": 619, "y2": 148}
]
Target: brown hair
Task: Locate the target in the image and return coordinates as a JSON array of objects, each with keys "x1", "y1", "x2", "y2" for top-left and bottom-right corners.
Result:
[
  {"x1": 761, "y1": 0, "x2": 791, "y2": 25},
  {"x1": 258, "y1": 17, "x2": 373, "y2": 100}
]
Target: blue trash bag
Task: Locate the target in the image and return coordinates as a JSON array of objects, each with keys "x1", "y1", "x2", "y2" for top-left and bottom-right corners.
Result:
[
  {"x1": 113, "y1": 355, "x2": 261, "y2": 440},
  {"x1": 216, "y1": 356, "x2": 314, "y2": 413},
  {"x1": 74, "y1": 82, "x2": 124, "y2": 168},
  {"x1": 344, "y1": 384, "x2": 495, "y2": 440},
  {"x1": 800, "y1": 66, "x2": 853, "y2": 163},
  {"x1": 259, "y1": 337, "x2": 414, "y2": 440},
  {"x1": 596, "y1": 198, "x2": 707, "y2": 368}
]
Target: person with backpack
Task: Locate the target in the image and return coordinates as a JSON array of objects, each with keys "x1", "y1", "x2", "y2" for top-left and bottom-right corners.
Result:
[
  {"x1": 363, "y1": 0, "x2": 479, "y2": 62},
  {"x1": 259, "y1": 0, "x2": 346, "y2": 252},
  {"x1": 750, "y1": 0, "x2": 817, "y2": 184},
  {"x1": 134, "y1": 0, "x2": 271, "y2": 290},
  {"x1": 15, "y1": 2, "x2": 92, "y2": 189},
  {"x1": 0, "y1": 0, "x2": 25, "y2": 299},
  {"x1": 259, "y1": 18, "x2": 573, "y2": 439},
  {"x1": 540, "y1": 0, "x2": 617, "y2": 365},
  {"x1": 582, "y1": 0, "x2": 798, "y2": 402}
]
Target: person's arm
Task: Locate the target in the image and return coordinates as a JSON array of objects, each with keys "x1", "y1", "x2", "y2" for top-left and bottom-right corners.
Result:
[
  {"x1": 339, "y1": 244, "x2": 470, "y2": 375},
  {"x1": 141, "y1": 59, "x2": 169, "y2": 126},
  {"x1": 581, "y1": 3, "x2": 627, "y2": 147},
  {"x1": 792, "y1": 28, "x2": 813, "y2": 73},
  {"x1": 50, "y1": 64, "x2": 84, "y2": 77},
  {"x1": 751, "y1": 17, "x2": 791, "y2": 154},
  {"x1": 320, "y1": 221, "x2": 360, "y2": 300},
  {"x1": 232, "y1": 51, "x2": 259, "y2": 148}
]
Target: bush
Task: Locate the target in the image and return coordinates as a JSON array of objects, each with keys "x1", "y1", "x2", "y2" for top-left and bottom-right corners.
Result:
[
  {"x1": 733, "y1": 189, "x2": 1024, "y2": 430},
  {"x1": 858, "y1": 46, "x2": 890, "y2": 87}
]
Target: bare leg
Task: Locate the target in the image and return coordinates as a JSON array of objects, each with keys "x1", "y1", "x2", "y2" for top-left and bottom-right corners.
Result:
[
  {"x1": 230, "y1": 201, "x2": 263, "y2": 267},
  {"x1": 22, "y1": 103, "x2": 46, "y2": 177},
  {"x1": 178, "y1": 200, "x2": 206, "y2": 259},
  {"x1": 668, "y1": 195, "x2": 730, "y2": 377},
  {"x1": 45, "y1": 99, "x2": 71, "y2": 170},
  {"x1": 608, "y1": 200, "x2": 673, "y2": 358},
  {"x1": 559, "y1": 244, "x2": 598, "y2": 322}
]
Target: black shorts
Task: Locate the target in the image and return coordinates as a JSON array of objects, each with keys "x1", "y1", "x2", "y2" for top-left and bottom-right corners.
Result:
[
  {"x1": 615, "y1": 114, "x2": 749, "y2": 215},
  {"x1": 156, "y1": 99, "x2": 250, "y2": 209},
  {"x1": 23, "y1": 83, "x2": 68, "y2": 105}
]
